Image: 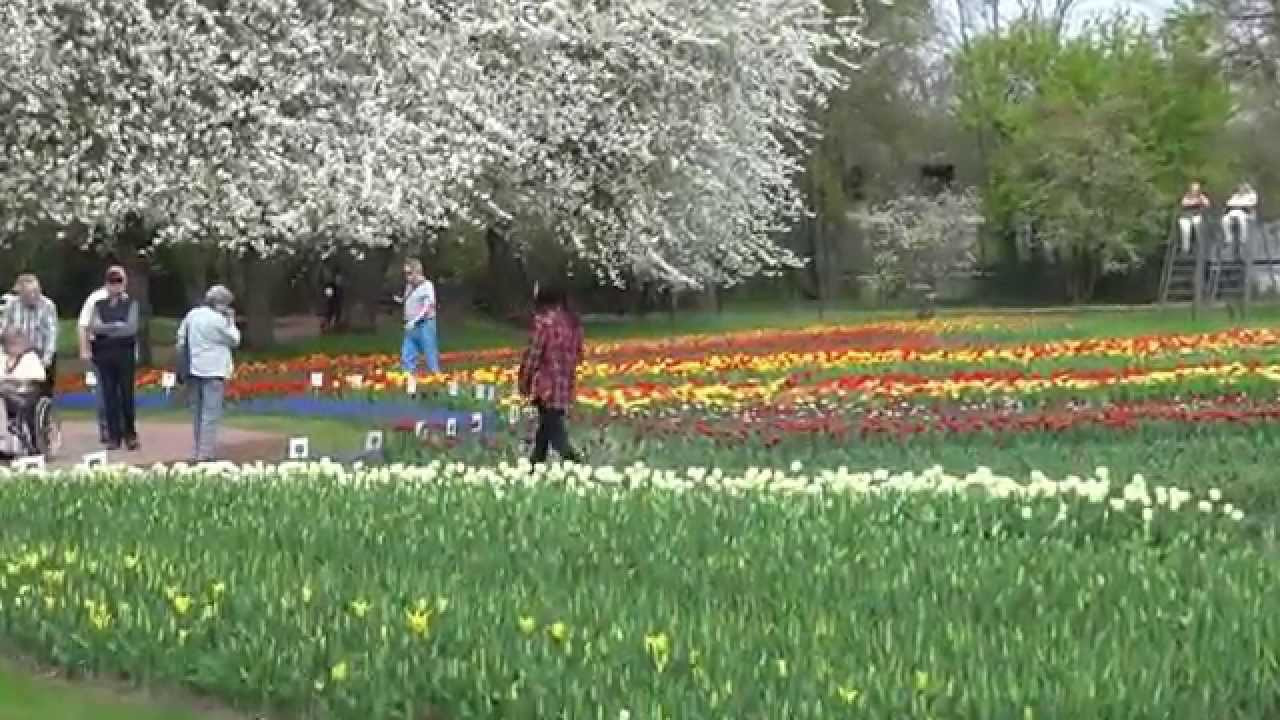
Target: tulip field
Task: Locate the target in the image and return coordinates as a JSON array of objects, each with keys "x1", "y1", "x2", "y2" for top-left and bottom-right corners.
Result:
[{"x1": 6, "y1": 311, "x2": 1280, "y2": 717}]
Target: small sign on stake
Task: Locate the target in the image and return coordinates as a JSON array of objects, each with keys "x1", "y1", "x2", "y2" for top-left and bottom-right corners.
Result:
[
  {"x1": 508, "y1": 406, "x2": 521, "y2": 425},
  {"x1": 470, "y1": 412, "x2": 483, "y2": 433},
  {"x1": 445, "y1": 418, "x2": 458, "y2": 437},
  {"x1": 80, "y1": 451, "x2": 107, "y2": 470},
  {"x1": 414, "y1": 420, "x2": 427, "y2": 437},
  {"x1": 474, "y1": 384, "x2": 487, "y2": 401},
  {"x1": 85, "y1": 371, "x2": 97, "y2": 388},
  {"x1": 348, "y1": 374, "x2": 364, "y2": 390},
  {"x1": 288, "y1": 437, "x2": 310, "y2": 460},
  {"x1": 487, "y1": 385, "x2": 497, "y2": 401},
  {"x1": 12, "y1": 455, "x2": 44, "y2": 471},
  {"x1": 310, "y1": 372, "x2": 324, "y2": 390},
  {"x1": 406, "y1": 376, "x2": 418, "y2": 396},
  {"x1": 447, "y1": 380, "x2": 459, "y2": 397},
  {"x1": 161, "y1": 372, "x2": 177, "y2": 391},
  {"x1": 365, "y1": 430, "x2": 384, "y2": 452}
]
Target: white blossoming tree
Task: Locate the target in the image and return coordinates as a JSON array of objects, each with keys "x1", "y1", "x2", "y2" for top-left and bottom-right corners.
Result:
[
  {"x1": 1, "y1": 0, "x2": 867, "y2": 335},
  {"x1": 853, "y1": 189, "x2": 984, "y2": 305}
]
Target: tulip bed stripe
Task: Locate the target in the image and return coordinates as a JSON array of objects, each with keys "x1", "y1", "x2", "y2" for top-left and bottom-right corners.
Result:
[{"x1": 0, "y1": 462, "x2": 1269, "y2": 719}]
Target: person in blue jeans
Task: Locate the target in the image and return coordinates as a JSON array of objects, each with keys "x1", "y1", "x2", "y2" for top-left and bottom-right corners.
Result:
[{"x1": 399, "y1": 259, "x2": 440, "y2": 374}]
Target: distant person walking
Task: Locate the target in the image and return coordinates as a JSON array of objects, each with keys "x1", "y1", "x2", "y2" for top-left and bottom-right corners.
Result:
[
  {"x1": 399, "y1": 259, "x2": 440, "y2": 375},
  {"x1": 176, "y1": 285, "x2": 241, "y2": 462},
  {"x1": 78, "y1": 265, "x2": 124, "y2": 443},
  {"x1": 518, "y1": 285, "x2": 584, "y2": 464},
  {"x1": 321, "y1": 272, "x2": 344, "y2": 333},
  {"x1": 88, "y1": 268, "x2": 139, "y2": 451},
  {"x1": 1, "y1": 274, "x2": 58, "y2": 397}
]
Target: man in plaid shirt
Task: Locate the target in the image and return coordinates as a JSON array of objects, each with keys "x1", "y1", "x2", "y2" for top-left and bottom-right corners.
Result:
[
  {"x1": 2, "y1": 274, "x2": 58, "y2": 397},
  {"x1": 518, "y1": 285, "x2": 584, "y2": 464}
]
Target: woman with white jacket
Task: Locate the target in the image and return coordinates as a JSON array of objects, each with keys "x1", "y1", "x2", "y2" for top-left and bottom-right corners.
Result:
[{"x1": 176, "y1": 285, "x2": 241, "y2": 462}]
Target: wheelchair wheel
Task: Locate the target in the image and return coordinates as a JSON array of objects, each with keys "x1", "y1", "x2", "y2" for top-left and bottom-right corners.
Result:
[{"x1": 31, "y1": 397, "x2": 60, "y2": 459}]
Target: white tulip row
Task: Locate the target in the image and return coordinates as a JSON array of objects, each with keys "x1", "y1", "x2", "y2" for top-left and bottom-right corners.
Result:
[{"x1": 0, "y1": 459, "x2": 1245, "y2": 522}]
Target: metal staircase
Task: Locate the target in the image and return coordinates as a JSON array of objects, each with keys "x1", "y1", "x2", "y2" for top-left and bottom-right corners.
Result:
[
  {"x1": 1158, "y1": 216, "x2": 1205, "y2": 305},
  {"x1": 1158, "y1": 211, "x2": 1267, "y2": 316}
]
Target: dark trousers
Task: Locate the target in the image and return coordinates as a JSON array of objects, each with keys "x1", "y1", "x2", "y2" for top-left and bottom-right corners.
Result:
[
  {"x1": 95, "y1": 350, "x2": 136, "y2": 443},
  {"x1": 39, "y1": 355, "x2": 55, "y2": 398},
  {"x1": 531, "y1": 402, "x2": 580, "y2": 464}
]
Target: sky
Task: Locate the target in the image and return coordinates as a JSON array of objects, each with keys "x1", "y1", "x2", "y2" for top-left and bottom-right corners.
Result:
[{"x1": 1083, "y1": 0, "x2": 1180, "y2": 22}]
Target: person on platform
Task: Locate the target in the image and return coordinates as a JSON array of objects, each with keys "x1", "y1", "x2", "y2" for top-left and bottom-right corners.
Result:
[
  {"x1": 1178, "y1": 180, "x2": 1212, "y2": 255},
  {"x1": 1222, "y1": 182, "x2": 1259, "y2": 259}
]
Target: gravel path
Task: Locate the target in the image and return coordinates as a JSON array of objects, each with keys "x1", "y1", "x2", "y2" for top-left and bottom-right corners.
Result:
[{"x1": 48, "y1": 420, "x2": 286, "y2": 468}]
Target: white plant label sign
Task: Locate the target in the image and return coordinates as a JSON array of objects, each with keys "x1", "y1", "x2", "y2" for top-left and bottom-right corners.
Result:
[
  {"x1": 470, "y1": 412, "x2": 483, "y2": 433},
  {"x1": 474, "y1": 384, "x2": 487, "y2": 401},
  {"x1": 445, "y1": 418, "x2": 458, "y2": 437},
  {"x1": 85, "y1": 371, "x2": 97, "y2": 387},
  {"x1": 288, "y1": 437, "x2": 310, "y2": 460},
  {"x1": 365, "y1": 430, "x2": 384, "y2": 452},
  {"x1": 310, "y1": 372, "x2": 324, "y2": 389},
  {"x1": 448, "y1": 381, "x2": 459, "y2": 397},
  {"x1": 81, "y1": 451, "x2": 107, "y2": 469},
  {"x1": 414, "y1": 420, "x2": 427, "y2": 436},
  {"x1": 12, "y1": 455, "x2": 44, "y2": 471},
  {"x1": 161, "y1": 372, "x2": 176, "y2": 390},
  {"x1": 406, "y1": 376, "x2": 417, "y2": 395}
]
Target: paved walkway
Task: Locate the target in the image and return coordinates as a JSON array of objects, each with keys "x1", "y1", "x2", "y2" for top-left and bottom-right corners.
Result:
[{"x1": 49, "y1": 420, "x2": 286, "y2": 468}]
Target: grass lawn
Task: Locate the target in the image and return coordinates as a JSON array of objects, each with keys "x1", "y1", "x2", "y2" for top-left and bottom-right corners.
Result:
[{"x1": 0, "y1": 658, "x2": 244, "y2": 720}]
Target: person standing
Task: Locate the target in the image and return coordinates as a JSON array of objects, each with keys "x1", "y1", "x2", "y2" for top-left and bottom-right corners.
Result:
[
  {"x1": 518, "y1": 285, "x2": 584, "y2": 464},
  {"x1": 78, "y1": 266, "x2": 121, "y2": 443},
  {"x1": 321, "y1": 271, "x2": 344, "y2": 333},
  {"x1": 88, "y1": 268, "x2": 139, "y2": 451},
  {"x1": 176, "y1": 285, "x2": 240, "y2": 462},
  {"x1": 399, "y1": 259, "x2": 440, "y2": 374},
  {"x1": 1, "y1": 275, "x2": 58, "y2": 397}
]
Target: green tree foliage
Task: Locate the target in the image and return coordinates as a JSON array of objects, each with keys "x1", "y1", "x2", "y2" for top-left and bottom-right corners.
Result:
[{"x1": 954, "y1": 15, "x2": 1233, "y2": 301}]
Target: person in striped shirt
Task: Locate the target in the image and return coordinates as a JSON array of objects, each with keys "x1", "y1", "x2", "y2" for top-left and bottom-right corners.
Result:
[{"x1": 0, "y1": 274, "x2": 57, "y2": 397}]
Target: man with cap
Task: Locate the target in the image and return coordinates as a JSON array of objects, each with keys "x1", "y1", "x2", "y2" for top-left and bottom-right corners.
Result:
[
  {"x1": 87, "y1": 267, "x2": 140, "y2": 451},
  {"x1": 78, "y1": 265, "x2": 124, "y2": 443}
]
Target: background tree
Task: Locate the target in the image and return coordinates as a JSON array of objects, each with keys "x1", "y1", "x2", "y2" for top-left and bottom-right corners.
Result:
[
  {"x1": 852, "y1": 188, "x2": 983, "y2": 301},
  {"x1": 954, "y1": 14, "x2": 1233, "y2": 301},
  {"x1": 2, "y1": 0, "x2": 869, "y2": 331}
]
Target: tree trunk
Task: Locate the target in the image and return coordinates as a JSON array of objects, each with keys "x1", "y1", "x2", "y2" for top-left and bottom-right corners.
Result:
[
  {"x1": 340, "y1": 246, "x2": 393, "y2": 333},
  {"x1": 116, "y1": 217, "x2": 154, "y2": 366},
  {"x1": 239, "y1": 249, "x2": 277, "y2": 349},
  {"x1": 485, "y1": 226, "x2": 529, "y2": 321}
]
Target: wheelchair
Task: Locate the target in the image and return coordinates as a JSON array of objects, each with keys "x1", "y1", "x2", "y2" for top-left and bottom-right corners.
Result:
[{"x1": 2, "y1": 383, "x2": 61, "y2": 459}]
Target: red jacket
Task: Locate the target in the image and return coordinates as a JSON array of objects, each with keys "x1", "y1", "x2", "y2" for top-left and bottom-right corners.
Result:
[{"x1": 518, "y1": 308, "x2": 583, "y2": 410}]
